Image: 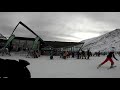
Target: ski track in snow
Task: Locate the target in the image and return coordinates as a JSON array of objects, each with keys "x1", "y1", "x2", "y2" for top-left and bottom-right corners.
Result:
[{"x1": 0, "y1": 53, "x2": 120, "y2": 78}]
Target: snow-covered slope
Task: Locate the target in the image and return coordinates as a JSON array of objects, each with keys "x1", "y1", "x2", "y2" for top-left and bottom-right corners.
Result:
[
  {"x1": 81, "y1": 29, "x2": 120, "y2": 52},
  {"x1": 0, "y1": 33, "x2": 6, "y2": 39}
]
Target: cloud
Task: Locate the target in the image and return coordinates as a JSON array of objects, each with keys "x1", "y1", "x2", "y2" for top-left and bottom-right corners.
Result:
[
  {"x1": 0, "y1": 12, "x2": 120, "y2": 42},
  {"x1": 0, "y1": 25, "x2": 14, "y2": 37},
  {"x1": 81, "y1": 12, "x2": 120, "y2": 29}
]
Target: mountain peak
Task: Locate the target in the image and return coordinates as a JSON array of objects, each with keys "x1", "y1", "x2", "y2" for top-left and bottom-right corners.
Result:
[{"x1": 81, "y1": 29, "x2": 120, "y2": 52}]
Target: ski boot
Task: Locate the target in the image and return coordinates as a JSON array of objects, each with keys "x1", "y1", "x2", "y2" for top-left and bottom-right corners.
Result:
[
  {"x1": 97, "y1": 64, "x2": 101, "y2": 69},
  {"x1": 109, "y1": 65, "x2": 116, "y2": 69}
]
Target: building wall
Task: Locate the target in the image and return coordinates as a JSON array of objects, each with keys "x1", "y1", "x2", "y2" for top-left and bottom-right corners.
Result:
[
  {"x1": 11, "y1": 39, "x2": 40, "y2": 51},
  {"x1": 0, "y1": 39, "x2": 7, "y2": 49}
]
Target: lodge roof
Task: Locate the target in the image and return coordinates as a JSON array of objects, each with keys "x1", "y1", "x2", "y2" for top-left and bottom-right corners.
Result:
[
  {"x1": 14, "y1": 37, "x2": 45, "y2": 43},
  {"x1": 44, "y1": 41, "x2": 84, "y2": 48},
  {"x1": 13, "y1": 37, "x2": 84, "y2": 48}
]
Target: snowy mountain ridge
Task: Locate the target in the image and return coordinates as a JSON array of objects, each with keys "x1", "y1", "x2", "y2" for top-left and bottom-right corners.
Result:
[
  {"x1": 80, "y1": 29, "x2": 120, "y2": 52},
  {"x1": 0, "y1": 33, "x2": 6, "y2": 39}
]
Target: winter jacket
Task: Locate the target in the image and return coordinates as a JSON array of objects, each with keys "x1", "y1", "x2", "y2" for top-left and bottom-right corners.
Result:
[{"x1": 107, "y1": 52, "x2": 118, "y2": 60}]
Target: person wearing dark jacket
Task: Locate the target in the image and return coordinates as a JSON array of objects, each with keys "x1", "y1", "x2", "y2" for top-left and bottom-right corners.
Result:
[
  {"x1": 77, "y1": 51, "x2": 80, "y2": 59},
  {"x1": 97, "y1": 47, "x2": 119, "y2": 69},
  {"x1": 50, "y1": 50, "x2": 54, "y2": 60},
  {"x1": 72, "y1": 52, "x2": 74, "y2": 58},
  {"x1": 87, "y1": 49, "x2": 90, "y2": 59}
]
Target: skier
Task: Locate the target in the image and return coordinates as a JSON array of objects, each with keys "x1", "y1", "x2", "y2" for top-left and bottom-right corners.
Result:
[
  {"x1": 77, "y1": 51, "x2": 80, "y2": 59},
  {"x1": 72, "y1": 51, "x2": 75, "y2": 58},
  {"x1": 98, "y1": 51, "x2": 100, "y2": 57},
  {"x1": 63, "y1": 51, "x2": 68, "y2": 59},
  {"x1": 50, "y1": 50, "x2": 54, "y2": 60},
  {"x1": 97, "y1": 47, "x2": 119, "y2": 69},
  {"x1": 81, "y1": 50, "x2": 86, "y2": 59},
  {"x1": 60, "y1": 51, "x2": 63, "y2": 58},
  {"x1": 87, "y1": 49, "x2": 90, "y2": 59}
]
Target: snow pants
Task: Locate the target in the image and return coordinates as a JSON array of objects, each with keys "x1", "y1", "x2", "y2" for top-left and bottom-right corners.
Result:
[{"x1": 100, "y1": 57, "x2": 114, "y2": 66}]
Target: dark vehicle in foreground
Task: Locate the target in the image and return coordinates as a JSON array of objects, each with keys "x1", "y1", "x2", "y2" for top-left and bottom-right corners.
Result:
[{"x1": 0, "y1": 58, "x2": 31, "y2": 78}]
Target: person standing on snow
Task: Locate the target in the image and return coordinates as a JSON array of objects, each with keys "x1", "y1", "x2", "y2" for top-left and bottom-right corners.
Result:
[
  {"x1": 50, "y1": 50, "x2": 54, "y2": 60},
  {"x1": 77, "y1": 51, "x2": 80, "y2": 59},
  {"x1": 72, "y1": 51, "x2": 75, "y2": 58},
  {"x1": 97, "y1": 47, "x2": 119, "y2": 69},
  {"x1": 87, "y1": 49, "x2": 90, "y2": 59}
]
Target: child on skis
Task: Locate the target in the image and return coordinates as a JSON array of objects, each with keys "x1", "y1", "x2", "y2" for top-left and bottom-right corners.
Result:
[{"x1": 97, "y1": 47, "x2": 119, "y2": 69}]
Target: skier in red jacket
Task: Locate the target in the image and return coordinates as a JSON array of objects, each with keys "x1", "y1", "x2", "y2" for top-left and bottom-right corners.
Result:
[{"x1": 97, "y1": 47, "x2": 119, "y2": 69}]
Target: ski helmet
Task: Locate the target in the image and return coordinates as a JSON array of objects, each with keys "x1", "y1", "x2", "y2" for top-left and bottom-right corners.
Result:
[{"x1": 110, "y1": 47, "x2": 115, "y2": 52}]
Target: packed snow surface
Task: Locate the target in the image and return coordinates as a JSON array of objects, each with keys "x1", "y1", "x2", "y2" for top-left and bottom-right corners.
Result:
[{"x1": 1, "y1": 53, "x2": 120, "y2": 78}]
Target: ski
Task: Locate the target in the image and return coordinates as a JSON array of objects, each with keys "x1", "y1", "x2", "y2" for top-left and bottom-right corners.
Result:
[{"x1": 107, "y1": 66, "x2": 117, "y2": 70}]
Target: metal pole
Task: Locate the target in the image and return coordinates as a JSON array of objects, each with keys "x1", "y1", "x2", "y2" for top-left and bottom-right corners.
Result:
[{"x1": 11, "y1": 22, "x2": 20, "y2": 36}]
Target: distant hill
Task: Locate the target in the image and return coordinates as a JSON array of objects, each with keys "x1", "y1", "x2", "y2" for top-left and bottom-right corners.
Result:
[
  {"x1": 0, "y1": 33, "x2": 7, "y2": 39},
  {"x1": 80, "y1": 29, "x2": 120, "y2": 52}
]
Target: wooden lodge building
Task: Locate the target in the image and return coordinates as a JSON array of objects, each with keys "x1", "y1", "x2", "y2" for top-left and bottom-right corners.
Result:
[
  {"x1": 41, "y1": 41, "x2": 84, "y2": 55},
  {"x1": 0, "y1": 21, "x2": 84, "y2": 56},
  {"x1": 0, "y1": 33, "x2": 7, "y2": 49},
  {"x1": 0, "y1": 36, "x2": 84, "y2": 56},
  {"x1": 11, "y1": 37, "x2": 44, "y2": 52}
]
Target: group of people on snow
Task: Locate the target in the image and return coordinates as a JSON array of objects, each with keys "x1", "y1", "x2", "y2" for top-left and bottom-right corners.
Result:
[
  {"x1": 50, "y1": 47, "x2": 119, "y2": 69},
  {"x1": 55, "y1": 49, "x2": 93, "y2": 60},
  {"x1": 59, "y1": 49, "x2": 95, "y2": 60}
]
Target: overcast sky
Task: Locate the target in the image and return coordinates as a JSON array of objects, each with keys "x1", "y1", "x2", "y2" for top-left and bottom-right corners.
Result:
[{"x1": 0, "y1": 12, "x2": 120, "y2": 42}]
